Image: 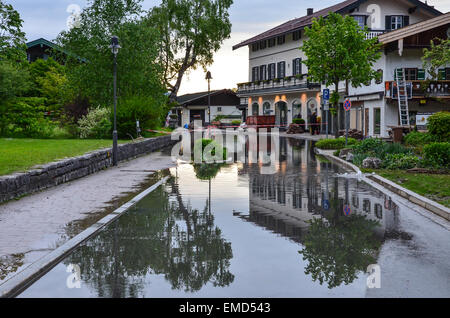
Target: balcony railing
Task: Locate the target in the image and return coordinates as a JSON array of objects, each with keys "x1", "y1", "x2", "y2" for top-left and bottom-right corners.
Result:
[
  {"x1": 385, "y1": 80, "x2": 450, "y2": 99},
  {"x1": 366, "y1": 30, "x2": 386, "y2": 40},
  {"x1": 237, "y1": 75, "x2": 320, "y2": 95}
]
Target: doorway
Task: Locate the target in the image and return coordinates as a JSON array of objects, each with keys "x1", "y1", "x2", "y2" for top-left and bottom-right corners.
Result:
[{"x1": 275, "y1": 101, "x2": 288, "y2": 127}]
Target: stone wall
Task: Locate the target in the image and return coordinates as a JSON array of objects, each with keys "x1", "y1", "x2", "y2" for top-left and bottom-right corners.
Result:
[{"x1": 0, "y1": 135, "x2": 176, "y2": 204}]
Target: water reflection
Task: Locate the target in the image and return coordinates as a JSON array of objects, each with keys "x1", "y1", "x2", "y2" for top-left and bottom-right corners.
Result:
[{"x1": 63, "y1": 180, "x2": 234, "y2": 297}]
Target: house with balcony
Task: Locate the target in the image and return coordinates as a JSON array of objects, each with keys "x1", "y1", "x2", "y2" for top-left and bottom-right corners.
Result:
[{"x1": 233, "y1": 0, "x2": 444, "y2": 135}]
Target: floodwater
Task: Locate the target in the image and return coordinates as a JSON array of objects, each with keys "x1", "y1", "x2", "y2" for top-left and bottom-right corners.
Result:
[{"x1": 18, "y1": 137, "x2": 450, "y2": 298}]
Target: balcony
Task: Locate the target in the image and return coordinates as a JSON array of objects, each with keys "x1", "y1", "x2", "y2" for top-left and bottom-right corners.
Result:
[
  {"x1": 385, "y1": 80, "x2": 450, "y2": 99},
  {"x1": 237, "y1": 75, "x2": 320, "y2": 96},
  {"x1": 366, "y1": 30, "x2": 387, "y2": 40}
]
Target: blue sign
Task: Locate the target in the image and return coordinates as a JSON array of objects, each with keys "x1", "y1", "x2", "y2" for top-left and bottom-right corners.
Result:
[
  {"x1": 323, "y1": 89, "x2": 330, "y2": 101},
  {"x1": 323, "y1": 199, "x2": 330, "y2": 211},
  {"x1": 344, "y1": 205, "x2": 352, "y2": 216},
  {"x1": 344, "y1": 99, "x2": 352, "y2": 111}
]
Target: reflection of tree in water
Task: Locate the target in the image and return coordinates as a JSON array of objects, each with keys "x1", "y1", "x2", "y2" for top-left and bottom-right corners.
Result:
[
  {"x1": 0, "y1": 254, "x2": 24, "y2": 281},
  {"x1": 193, "y1": 163, "x2": 224, "y2": 181},
  {"x1": 65, "y1": 178, "x2": 234, "y2": 297},
  {"x1": 299, "y1": 212, "x2": 382, "y2": 289}
]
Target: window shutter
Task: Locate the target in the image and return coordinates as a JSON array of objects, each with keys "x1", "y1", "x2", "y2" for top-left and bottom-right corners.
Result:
[
  {"x1": 281, "y1": 62, "x2": 286, "y2": 78},
  {"x1": 292, "y1": 59, "x2": 297, "y2": 76},
  {"x1": 417, "y1": 69, "x2": 425, "y2": 80},
  {"x1": 385, "y1": 16, "x2": 391, "y2": 31},
  {"x1": 438, "y1": 69, "x2": 446, "y2": 80},
  {"x1": 277, "y1": 62, "x2": 281, "y2": 78},
  {"x1": 403, "y1": 16, "x2": 409, "y2": 27}
]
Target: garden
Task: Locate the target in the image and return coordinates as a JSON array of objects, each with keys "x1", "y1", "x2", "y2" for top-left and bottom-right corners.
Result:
[{"x1": 315, "y1": 112, "x2": 450, "y2": 207}]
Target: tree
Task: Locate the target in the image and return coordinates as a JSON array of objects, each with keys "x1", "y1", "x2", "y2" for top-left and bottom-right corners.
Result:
[
  {"x1": 148, "y1": 0, "x2": 233, "y2": 101},
  {"x1": 0, "y1": 0, "x2": 26, "y2": 62},
  {"x1": 422, "y1": 38, "x2": 450, "y2": 80},
  {"x1": 57, "y1": 0, "x2": 166, "y2": 110},
  {"x1": 302, "y1": 12, "x2": 381, "y2": 136}
]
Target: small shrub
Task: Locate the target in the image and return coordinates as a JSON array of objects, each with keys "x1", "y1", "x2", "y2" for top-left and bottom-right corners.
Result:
[
  {"x1": 382, "y1": 153, "x2": 420, "y2": 170},
  {"x1": 78, "y1": 107, "x2": 112, "y2": 139},
  {"x1": 423, "y1": 142, "x2": 450, "y2": 169},
  {"x1": 404, "y1": 131, "x2": 435, "y2": 147},
  {"x1": 231, "y1": 120, "x2": 242, "y2": 126},
  {"x1": 293, "y1": 118, "x2": 305, "y2": 125},
  {"x1": 352, "y1": 153, "x2": 368, "y2": 166},
  {"x1": 352, "y1": 138, "x2": 384, "y2": 155},
  {"x1": 193, "y1": 138, "x2": 227, "y2": 162},
  {"x1": 427, "y1": 112, "x2": 450, "y2": 142},
  {"x1": 333, "y1": 150, "x2": 341, "y2": 157},
  {"x1": 315, "y1": 138, "x2": 357, "y2": 150}
]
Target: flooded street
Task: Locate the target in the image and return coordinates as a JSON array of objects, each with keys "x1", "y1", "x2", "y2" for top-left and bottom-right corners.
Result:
[{"x1": 18, "y1": 137, "x2": 450, "y2": 298}]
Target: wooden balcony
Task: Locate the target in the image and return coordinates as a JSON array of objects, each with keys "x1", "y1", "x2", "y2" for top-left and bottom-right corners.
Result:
[
  {"x1": 237, "y1": 75, "x2": 320, "y2": 96},
  {"x1": 385, "y1": 80, "x2": 450, "y2": 99},
  {"x1": 366, "y1": 30, "x2": 387, "y2": 40}
]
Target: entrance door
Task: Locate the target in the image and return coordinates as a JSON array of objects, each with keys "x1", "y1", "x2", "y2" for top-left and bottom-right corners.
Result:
[{"x1": 275, "y1": 101, "x2": 288, "y2": 127}]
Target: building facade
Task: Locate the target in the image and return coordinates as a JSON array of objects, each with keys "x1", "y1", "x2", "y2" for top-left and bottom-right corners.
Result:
[{"x1": 234, "y1": 0, "x2": 447, "y2": 137}]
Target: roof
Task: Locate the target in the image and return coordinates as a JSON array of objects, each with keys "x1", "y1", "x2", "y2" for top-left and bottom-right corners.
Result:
[
  {"x1": 378, "y1": 11, "x2": 450, "y2": 44},
  {"x1": 232, "y1": 0, "x2": 442, "y2": 50},
  {"x1": 26, "y1": 38, "x2": 87, "y2": 63},
  {"x1": 176, "y1": 89, "x2": 237, "y2": 105}
]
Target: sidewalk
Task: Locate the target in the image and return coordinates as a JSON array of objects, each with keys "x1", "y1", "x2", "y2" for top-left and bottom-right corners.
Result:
[{"x1": 0, "y1": 151, "x2": 175, "y2": 285}]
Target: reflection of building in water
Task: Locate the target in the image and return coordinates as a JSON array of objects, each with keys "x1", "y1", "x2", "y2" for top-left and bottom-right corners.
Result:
[{"x1": 239, "y1": 137, "x2": 398, "y2": 242}]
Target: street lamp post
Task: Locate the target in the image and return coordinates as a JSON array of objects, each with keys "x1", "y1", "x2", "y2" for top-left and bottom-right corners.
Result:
[
  {"x1": 110, "y1": 36, "x2": 121, "y2": 166},
  {"x1": 206, "y1": 71, "x2": 212, "y2": 125}
]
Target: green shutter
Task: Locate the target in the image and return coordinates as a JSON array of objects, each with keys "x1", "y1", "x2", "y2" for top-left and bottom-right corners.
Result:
[
  {"x1": 438, "y1": 69, "x2": 446, "y2": 80},
  {"x1": 417, "y1": 69, "x2": 425, "y2": 80}
]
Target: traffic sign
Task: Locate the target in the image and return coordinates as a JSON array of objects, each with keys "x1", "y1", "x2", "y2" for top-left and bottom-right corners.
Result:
[
  {"x1": 323, "y1": 199, "x2": 330, "y2": 211},
  {"x1": 344, "y1": 99, "x2": 352, "y2": 111},
  {"x1": 344, "y1": 205, "x2": 351, "y2": 216},
  {"x1": 323, "y1": 89, "x2": 330, "y2": 101}
]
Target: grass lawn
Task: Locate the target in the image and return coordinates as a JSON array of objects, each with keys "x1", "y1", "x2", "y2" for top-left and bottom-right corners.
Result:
[
  {"x1": 377, "y1": 170, "x2": 450, "y2": 208},
  {"x1": 0, "y1": 138, "x2": 128, "y2": 176}
]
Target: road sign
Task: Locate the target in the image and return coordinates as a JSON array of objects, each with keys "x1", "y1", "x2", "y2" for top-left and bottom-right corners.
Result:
[
  {"x1": 323, "y1": 199, "x2": 330, "y2": 211},
  {"x1": 323, "y1": 89, "x2": 330, "y2": 101},
  {"x1": 344, "y1": 99, "x2": 352, "y2": 111},
  {"x1": 323, "y1": 103, "x2": 329, "y2": 111},
  {"x1": 344, "y1": 205, "x2": 351, "y2": 216}
]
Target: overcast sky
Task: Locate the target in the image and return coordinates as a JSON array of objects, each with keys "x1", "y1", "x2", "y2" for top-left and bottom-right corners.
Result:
[{"x1": 11, "y1": 0, "x2": 450, "y2": 95}]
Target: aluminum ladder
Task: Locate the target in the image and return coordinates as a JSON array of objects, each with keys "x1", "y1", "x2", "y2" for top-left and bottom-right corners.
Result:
[{"x1": 395, "y1": 68, "x2": 410, "y2": 126}]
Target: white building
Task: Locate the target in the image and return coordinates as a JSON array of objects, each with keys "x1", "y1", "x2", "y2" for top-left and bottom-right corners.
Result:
[{"x1": 233, "y1": 0, "x2": 447, "y2": 137}]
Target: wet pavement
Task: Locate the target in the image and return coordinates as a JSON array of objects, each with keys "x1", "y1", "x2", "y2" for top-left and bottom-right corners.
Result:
[{"x1": 14, "y1": 137, "x2": 450, "y2": 298}]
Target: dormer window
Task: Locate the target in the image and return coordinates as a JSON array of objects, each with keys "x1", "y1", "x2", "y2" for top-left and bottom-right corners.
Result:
[{"x1": 386, "y1": 15, "x2": 410, "y2": 30}]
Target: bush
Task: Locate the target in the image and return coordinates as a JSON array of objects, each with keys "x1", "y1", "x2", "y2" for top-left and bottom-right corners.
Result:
[
  {"x1": 382, "y1": 153, "x2": 420, "y2": 170},
  {"x1": 315, "y1": 137, "x2": 357, "y2": 150},
  {"x1": 193, "y1": 138, "x2": 227, "y2": 162},
  {"x1": 427, "y1": 112, "x2": 450, "y2": 142},
  {"x1": 231, "y1": 120, "x2": 241, "y2": 126},
  {"x1": 404, "y1": 131, "x2": 435, "y2": 147},
  {"x1": 78, "y1": 107, "x2": 112, "y2": 139},
  {"x1": 293, "y1": 118, "x2": 305, "y2": 125},
  {"x1": 115, "y1": 96, "x2": 165, "y2": 139},
  {"x1": 423, "y1": 142, "x2": 450, "y2": 169},
  {"x1": 352, "y1": 138, "x2": 384, "y2": 155}
]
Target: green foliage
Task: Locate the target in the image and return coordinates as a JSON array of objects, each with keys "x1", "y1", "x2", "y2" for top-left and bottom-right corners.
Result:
[
  {"x1": 422, "y1": 38, "x2": 450, "y2": 80},
  {"x1": 352, "y1": 138, "x2": 384, "y2": 155},
  {"x1": 0, "y1": 0, "x2": 27, "y2": 62},
  {"x1": 115, "y1": 95, "x2": 166, "y2": 139},
  {"x1": 293, "y1": 118, "x2": 305, "y2": 125},
  {"x1": 193, "y1": 163, "x2": 224, "y2": 180},
  {"x1": 315, "y1": 138, "x2": 357, "y2": 150},
  {"x1": 0, "y1": 60, "x2": 30, "y2": 103},
  {"x1": 427, "y1": 112, "x2": 450, "y2": 142},
  {"x1": 58, "y1": 0, "x2": 166, "y2": 108},
  {"x1": 302, "y1": 12, "x2": 381, "y2": 108},
  {"x1": 423, "y1": 142, "x2": 450, "y2": 169},
  {"x1": 148, "y1": 0, "x2": 233, "y2": 100},
  {"x1": 231, "y1": 120, "x2": 241, "y2": 126},
  {"x1": 194, "y1": 138, "x2": 228, "y2": 162},
  {"x1": 78, "y1": 107, "x2": 112, "y2": 139},
  {"x1": 404, "y1": 131, "x2": 436, "y2": 147},
  {"x1": 382, "y1": 154, "x2": 420, "y2": 170}
]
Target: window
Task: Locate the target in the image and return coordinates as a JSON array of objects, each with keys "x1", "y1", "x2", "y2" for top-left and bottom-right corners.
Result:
[
  {"x1": 268, "y1": 38, "x2": 276, "y2": 47},
  {"x1": 292, "y1": 100, "x2": 302, "y2": 118},
  {"x1": 353, "y1": 15, "x2": 366, "y2": 29},
  {"x1": 268, "y1": 63, "x2": 276, "y2": 80},
  {"x1": 277, "y1": 35, "x2": 285, "y2": 45},
  {"x1": 252, "y1": 43, "x2": 259, "y2": 52},
  {"x1": 217, "y1": 107, "x2": 222, "y2": 112},
  {"x1": 386, "y1": 15, "x2": 409, "y2": 30},
  {"x1": 252, "y1": 103, "x2": 259, "y2": 116},
  {"x1": 363, "y1": 199, "x2": 371, "y2": 213},
  {"x1": 405, "y1": 68, "x2": 418, "y2": 81},
  {"x1": 263, "y1": 102, "x2": 271, "y2": 115},
  {"x1": 259, "y1": 65, "x2": 267, "y2": 81},
  {"x1": 293, "y1": 30, "x2": 301, "y2": 41},
  {"x1": 374, "y1": 108, "x2": 381, "y2": 135},
  {"x1": 376, "y1": 69, "x2": 383, "y2": 84},
  {"x1": 277, "y1": 61, "x2": 286, "y2": 78},
  {"x1": 259, "y1": 40, "x2": 267, "y2": 50},
  {"x1": 375, "y1": 204, "x2": 383, "y2": 219},
  {"x1": 446, "y1": 68, "x2": 450, "y2": 80},
  {"x1": 252, "y1": 67, "x2": 259, "y2": 82},
  {"x1": 292, "y1": 58, "x2": 302, "y2": 76}
]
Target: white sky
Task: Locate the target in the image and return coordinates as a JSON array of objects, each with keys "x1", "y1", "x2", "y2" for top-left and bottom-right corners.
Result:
[{"x1": 11, "y1": 0, "x2": 450, "y2": 95}]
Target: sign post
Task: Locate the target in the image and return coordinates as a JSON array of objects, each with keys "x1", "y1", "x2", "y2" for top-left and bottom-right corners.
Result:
[
  {"x1": 323, "y1": 89, "x2": 330, "y2": 139},
  {"x1": 343, "y1": 99, "x2": 352, "y2": 146}
]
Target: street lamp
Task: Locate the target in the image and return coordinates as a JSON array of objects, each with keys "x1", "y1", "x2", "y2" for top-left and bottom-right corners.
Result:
[
  {"x1": 110, "y1": 36, "x2": 121, "y2": 166},
  {"x1": 206, "y1": 71, "x2": 212, "y2": 125}
]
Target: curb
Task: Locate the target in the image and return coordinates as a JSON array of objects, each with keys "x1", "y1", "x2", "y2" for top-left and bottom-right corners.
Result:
[
  {"x1": 0, "y1": 176, "x2": 170, "y2": 298},
  {"x1": 315, "y1": 148, "x2": 450, "y2": 221}
]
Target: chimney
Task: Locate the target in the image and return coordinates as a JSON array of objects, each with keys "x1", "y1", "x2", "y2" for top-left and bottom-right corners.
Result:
[{"x1": 307, "y1": 8, "x2": 314, "y2": 16}]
